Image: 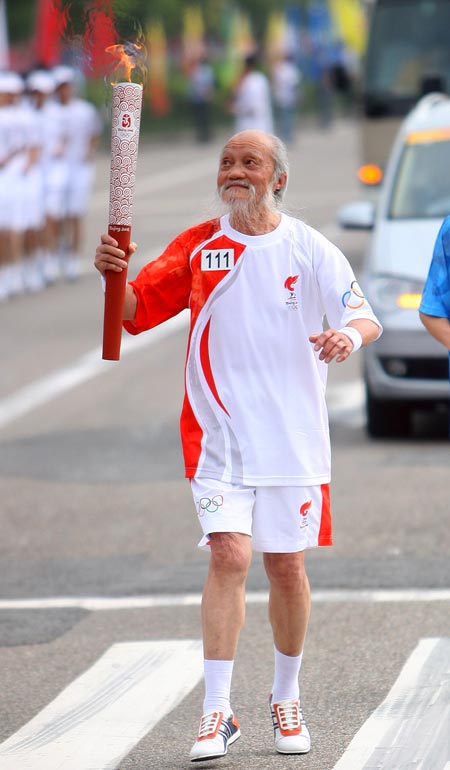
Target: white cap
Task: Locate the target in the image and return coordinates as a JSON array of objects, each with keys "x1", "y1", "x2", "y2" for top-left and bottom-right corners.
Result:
[
  {"x1": 52, "y1": 65, "x2": 75, "y2": 86},
  {"x1": 0, "y1": 72, "x2": 10, "y2": 93},
  {"x1": 0, "y1": 71, "x2": 25, "y2": 94},
  {"x1": 27, "y1": 70, "x2": 55, "y2": 94}
]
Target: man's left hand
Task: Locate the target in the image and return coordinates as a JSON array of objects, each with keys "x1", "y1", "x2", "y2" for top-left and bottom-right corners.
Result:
[{"x1": 309, "y1": 329, "x2": 354, "y2": 364}]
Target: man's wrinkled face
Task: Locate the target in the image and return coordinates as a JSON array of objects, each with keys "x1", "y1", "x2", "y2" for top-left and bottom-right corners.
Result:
[{"x1": 217, "y1": 135, "x2": 276, "y2": 206}]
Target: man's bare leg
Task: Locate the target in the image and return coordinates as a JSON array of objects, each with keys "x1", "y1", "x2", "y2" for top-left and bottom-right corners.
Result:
[
  {"x1": 202, "y1": 532, "x2": 252, "y2": 659},
  {"x1": 263, "y1": 551, "x2": 311, "y2": 754},
  {"x1": 190, "y1": 532, "x2": 251, "y2": 761},
  {"x1": 263, "y1": 551, "x2": 310, "y2": 655}
]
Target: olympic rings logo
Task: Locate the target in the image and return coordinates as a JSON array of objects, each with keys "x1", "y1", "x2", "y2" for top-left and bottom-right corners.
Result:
[
  {"x1": 198, "y1": 495, "x2": 224, "y2": 516},
  {"x1": 341, "y1": 281, "x2": 366, "y2": 309}
]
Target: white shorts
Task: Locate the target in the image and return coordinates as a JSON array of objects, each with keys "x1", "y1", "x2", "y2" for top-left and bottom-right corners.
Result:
[
  {"x1": 45, "y1": 160, "x2": 70, "y2": 219},
  {"x1": 22, "y1": 167, "x2": 46, "y2": 230},
  {"x1": 190, "y1": 478, "x2": 332, "y2": 553},
  {"x1": 66, "y1": 163, "x2": 94, "y2": 217}
]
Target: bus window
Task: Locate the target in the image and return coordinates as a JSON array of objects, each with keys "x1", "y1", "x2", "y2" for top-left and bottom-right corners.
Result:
[
  {"x1": 359, "y1": 0, "x2": 450, "y2": 183},
  {"x1": 365, "y1": 0, "x2": 450, "y2": 114}
]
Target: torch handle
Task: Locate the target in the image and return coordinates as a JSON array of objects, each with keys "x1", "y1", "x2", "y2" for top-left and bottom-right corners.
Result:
[{"x1": 102, "y1": 224, "x2": 132, "y2": 361}]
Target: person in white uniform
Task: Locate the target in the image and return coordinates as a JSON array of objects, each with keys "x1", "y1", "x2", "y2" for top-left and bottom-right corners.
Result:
[
  {"x1": 232, "y1": 53, "x2": 274, "y2": 133},
  {"x1": 0, "y1": 74, "x2": 16, "y2": 301},
  {"x1": 94, "y1": 130, "x2": 382, "y2": 762},
  {"x1": 52, "y1": 65, "x2": 102, "y2": 280},
  {"x1": 272, "y1": 54, "x2": 302, "y2": 143},
  {"x1": 0, "y1": 72, "x2": 40, "y2": 297}
]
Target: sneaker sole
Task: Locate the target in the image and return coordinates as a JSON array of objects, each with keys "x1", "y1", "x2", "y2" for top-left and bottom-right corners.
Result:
[
  {"x1": 190, "y1": 729, "x2": 241, "y2": 762},
  {"x1": 275, "y1": 745, "x2": 311, "y2": 755}
]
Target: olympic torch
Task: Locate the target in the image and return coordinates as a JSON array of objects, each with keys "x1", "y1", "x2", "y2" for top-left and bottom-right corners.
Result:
[{"x1": 102, "y1": 53, "x2": 144, "y2": 360}]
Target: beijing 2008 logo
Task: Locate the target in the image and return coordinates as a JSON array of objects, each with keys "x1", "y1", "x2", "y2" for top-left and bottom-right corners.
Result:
[
  {"x1": 116, "y1": 109, "x2": 136, "y2": 140},
  {"x1": 197, "y1": 495, "x2": 224, "y2": 517},
  {"x1": 341, "y1": 280, "x2": 365, "y2": 309}
]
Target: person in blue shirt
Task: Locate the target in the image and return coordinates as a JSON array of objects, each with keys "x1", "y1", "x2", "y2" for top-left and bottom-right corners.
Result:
[{"x1": 419, "y1": 216, "x2": 450, "y2": 349}]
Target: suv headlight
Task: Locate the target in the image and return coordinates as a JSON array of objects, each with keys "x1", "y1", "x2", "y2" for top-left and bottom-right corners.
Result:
[{"x1": 367, "y1": 276, "x2": 424, "y2": 312}]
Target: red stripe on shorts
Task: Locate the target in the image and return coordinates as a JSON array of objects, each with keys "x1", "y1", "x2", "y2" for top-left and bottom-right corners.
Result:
[{"x1": 318, "y1": 483, "x2": 333, "y2": 546}]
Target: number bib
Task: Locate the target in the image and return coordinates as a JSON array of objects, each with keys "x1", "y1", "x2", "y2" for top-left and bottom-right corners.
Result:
[{"x1": 201, "y1": 249, "x2": 235, "y2": 271}]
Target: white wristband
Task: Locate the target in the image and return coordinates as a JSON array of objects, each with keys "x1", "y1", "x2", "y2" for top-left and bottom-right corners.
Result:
[
  {"x1": 100, "y1": 274, "x2": 106, "y2": 293},
  {"x1": 339, "y1": 326, "x2": 362, "y2": 352}
]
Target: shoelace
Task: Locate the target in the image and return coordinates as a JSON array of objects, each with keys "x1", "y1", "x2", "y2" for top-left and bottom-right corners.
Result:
[
  {"x1": 274, "y1": 700, "x2": 301, "y2": 731},
  {"x1": 197, "y1": 711, "x2": 221, "y2": 738}
]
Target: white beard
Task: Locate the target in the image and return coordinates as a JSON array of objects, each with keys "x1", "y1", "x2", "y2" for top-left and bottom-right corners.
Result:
[{"x1": 217, "y1": 183, "x2": 276, "y2": 231}]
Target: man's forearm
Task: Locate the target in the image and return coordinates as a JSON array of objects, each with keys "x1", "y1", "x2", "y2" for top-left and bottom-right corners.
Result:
[
  {"x1": 419, "y1": 312, "x2": 450, "y2": 349},
  {"x1": 347, "y1": 318, "x2": 382, "y2": 347}
]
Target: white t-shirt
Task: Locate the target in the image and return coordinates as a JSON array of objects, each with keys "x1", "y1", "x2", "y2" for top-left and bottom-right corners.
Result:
[
  {"x1": 272, "y1": 60, "x2": 302, "y2": 108},
  {"x1": 125, "y1": 214, "x2": 381, "y2": 486},
  {"x1": 0, "y1": 104, "x2": 16, "y2": 168},
  {"x1": 233, "y1": 71, "x2": 274, "y2": 133},
  {"x1": 5, "y1": 101, "x2": 39, "y2": 175},
  {"x1": 61, "y1": 98, "x2": 101, "y2": 164},
  {"x1": 37, "y1": 100, "x2": 68, "y2": 164}
]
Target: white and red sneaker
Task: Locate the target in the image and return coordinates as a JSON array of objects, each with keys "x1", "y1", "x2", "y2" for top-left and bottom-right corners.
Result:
[
  {"x1": 190, "y1": 710, "x2": 241, "y2": 762},
  {"x1": 270, "y1": 696, "x2": 311, "y2": 754}
]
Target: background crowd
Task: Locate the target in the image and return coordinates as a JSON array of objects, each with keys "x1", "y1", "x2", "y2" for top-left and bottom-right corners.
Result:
[
  {"x1": 0, "y1": 64, "x2": 101, "y2": 302},
  {"x1": 0, "y1": 0, "x2": 366, "y2": 303}
]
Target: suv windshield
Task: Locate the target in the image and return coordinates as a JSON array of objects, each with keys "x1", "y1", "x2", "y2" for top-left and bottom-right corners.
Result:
[{"x1": 389, "y1": 135, "x2": 450, "y2": 219}]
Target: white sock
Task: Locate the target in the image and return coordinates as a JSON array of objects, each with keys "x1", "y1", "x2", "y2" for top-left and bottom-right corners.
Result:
[
  {"x1": 203, "y1": 659, "x2": 234, "y2": 716},
  {"x1": 272, "y1": 646, "x2": 303, "y2": 702}
]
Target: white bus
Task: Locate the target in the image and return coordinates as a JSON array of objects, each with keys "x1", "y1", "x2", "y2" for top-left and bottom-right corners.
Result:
[{"x1": 359, "y1": 0, "x2": 450, "y2": 186}]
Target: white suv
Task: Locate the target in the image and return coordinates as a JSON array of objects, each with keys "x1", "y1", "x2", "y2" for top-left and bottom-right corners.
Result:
[{"x1": 339, "y1": 93, "x2": 450, "y2": 437}]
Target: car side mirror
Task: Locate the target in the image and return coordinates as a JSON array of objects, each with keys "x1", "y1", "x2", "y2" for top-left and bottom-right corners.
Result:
[{"x1": 337, "y1": 201, "x2": 375, "y2": 230}]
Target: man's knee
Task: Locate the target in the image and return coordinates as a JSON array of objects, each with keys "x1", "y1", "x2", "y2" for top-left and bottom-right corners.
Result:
[
  {"x1": 264, "y1": 552, "x2": 309, "y2": 592},
  {"x1": 209, "y1": 532, "x2": 252, "y2": 577}
]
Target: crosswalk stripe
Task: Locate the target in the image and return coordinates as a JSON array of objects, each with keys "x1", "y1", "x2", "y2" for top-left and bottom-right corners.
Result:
[
  {"x1": 0, "y1": 640, "x2": 203, "y2": 770},
  {"x1": 332, "y1": 637, "x2": 450, "y2": 770}
]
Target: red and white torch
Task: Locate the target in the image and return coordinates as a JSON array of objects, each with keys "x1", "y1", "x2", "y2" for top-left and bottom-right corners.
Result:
[{"x1": 102, "y1": 49, "x2": 144, "y2": 360}]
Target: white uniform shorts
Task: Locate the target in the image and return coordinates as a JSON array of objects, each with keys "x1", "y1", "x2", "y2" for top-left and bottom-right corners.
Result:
[
  {"x1": 66, "y1": 162, "x2": 95, "y2": 217},
  {"x1": 191, "y1": 478, "x2": 332, "y2": 553},
  {"x1": 45, "y1": 160, "x2": 70, "y2": 219}
]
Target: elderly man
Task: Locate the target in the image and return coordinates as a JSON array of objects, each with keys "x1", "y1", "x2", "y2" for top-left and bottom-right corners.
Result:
[{"x1": 95, "y1": 130, "x2": 382, "y2": 762}]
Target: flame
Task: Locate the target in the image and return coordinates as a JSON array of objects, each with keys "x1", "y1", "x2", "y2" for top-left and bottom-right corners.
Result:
[{"x1": 105, "y1": 41, "x2": 147, "y2": 85}]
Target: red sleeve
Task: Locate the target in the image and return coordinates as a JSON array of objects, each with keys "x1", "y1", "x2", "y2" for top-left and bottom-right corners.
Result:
[{"x1": 123, "y1": 233, "x2": 192, "y2": 335}]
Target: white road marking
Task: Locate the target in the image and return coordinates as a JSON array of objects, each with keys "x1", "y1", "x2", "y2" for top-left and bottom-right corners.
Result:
[
  {"x1": 332, "y1": 637, "x2": 450, "y2": 770},
  {"x1": 326, "y1": 380, "x2": 365, "y2": 426},
  {"x1": 0, "y1": 640, "x2": 203, "y2": 770},
  {"x1": 0, "y1": 588, "x2": 449, "y2": 612},
  {"x1": 0, "y1": 341, "x2": 364, "y2": 431},
  {"x1": 90, "y1": 154, "x2": 218, "y2": 213},
  {"x1": 0, "y1": 177, "x2": 364, "y2": 433},
  {"x1": 0, "y1": 308, "x2": 189, "y2": 430}
]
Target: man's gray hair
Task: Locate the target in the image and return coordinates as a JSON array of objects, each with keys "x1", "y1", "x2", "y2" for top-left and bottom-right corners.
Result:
[{"x1": 269, "y1": 134, "x2": 289, "y2": 205}]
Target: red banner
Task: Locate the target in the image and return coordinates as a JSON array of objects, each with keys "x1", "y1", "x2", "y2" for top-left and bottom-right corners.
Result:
[
  {"x1": 34, "y1": 0, "x2": 67, "y2": 67},
  {"x1": 83, "y1": 0, "x2": 118, "y2": 77}
]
